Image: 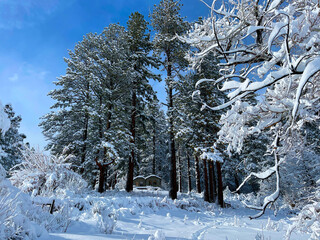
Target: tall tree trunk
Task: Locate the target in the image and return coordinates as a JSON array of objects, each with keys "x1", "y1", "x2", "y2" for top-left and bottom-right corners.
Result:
[
  {"x1": 178, "y1": 146, "x2": 182, "y2": 192},
  {"x1": 80, "y1": 81, "x2": 90, "y2": 175},
  {"x1": 126, "y1": 157, "x2": 134, "y2": 192},
  {"x1": 208, "y1": 161, "x2": 214, "y2": 202},
  {"x1": 95, "y1": 99, "x2": 112, "y2": 193},
  {"x1": 167, "y1": 51, "x2": 177, "y2": 200},
  {"x1": 152, "y1": 118, "x2": 156, "y2": 174},
  {"x1": 216, "y1": 161, "x2": 224, "y2": 207},
  {"x1": 105, "y1": 165, "x2": 109, "y2": 190},
  {"x1": 195, "y1": 155, "x2": 201, "y2": 193},
  {"x1": 96, "y1": 96, "x2": 106, "y2": 192},
  {"x1": 126, "y1": 87, "x2": 137, "y2": 192},
  {"x1": 80, "y1": 112, "x2": 89, "y2": 175},
  {"x1": 113, "y1": 172, "x2": 117, "y2": 189},
  {"x1": 212, "y1": 161, "x2": 217, "y2": 202},
  {"x1": 203, "y1": 159, "x2": 209, "y2": 202},
  {"x1": 187, "y1": 153, "x2": 192, "y2": 193},
  {"x1": 95, "y1": 156, "x2": 105, "y2": 193}
]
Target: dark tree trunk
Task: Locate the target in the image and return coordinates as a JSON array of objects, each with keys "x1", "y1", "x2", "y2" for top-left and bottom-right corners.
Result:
[
  {"x1": 95, "y1": 156, "x2": 106, "y2": 193},
  {"x1": 112, "y1": 172, "x2": 117, "y2": 190},
  {"x1": 212, "y1": 161, "x2": 217, "y2": 201},
  {"x1": 96, "y1": 99, "x2": 106, "y2": 192},
  {"x1": 178, "y1": 147, "x2": 182, "y2": 192},
  {"x1": 95, "y1": 99, "x2": 112, "y2": 193},
  {"x1": 187, "y1": 153, "x2": 192, "y2": 193},
  {"x1": 203, "y1": 159, "x2": 209, "y2": 202},
  {"x1": 126, "y1": 87, "x2": 137, "y2": 192},
  {"x1": 216, "y1": 161, "x2": 224, "y2": 207},
  {"x1": 126, "y1": 157, "x2": 134, "y2": 192},
  {"x1": 98, "y1": 166, "x2": 105, "y2": 193},
  {"x1": 208, "y1": 161, "x2": 215, "y2": 203},
  {"x1": 195, "y1": 155, "x2": 201, "y2": 193},
  {"x1": 152, "y1": 119, "x2": 156, "y2": 174},
  {"x1": 167, "y1": 51, "x2": 177, "y2": 200}
]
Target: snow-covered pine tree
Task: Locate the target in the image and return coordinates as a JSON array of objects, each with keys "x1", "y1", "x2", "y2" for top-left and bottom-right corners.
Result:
[
  {"x1": 125, "y1": 12, "x2": 161, "y2": 192},
  {"x1": 174, "y1": 51, "x2": 226, "y2": 203},
  {"x1": 90, "y1": 24, "x2": 131, "y2": 193},
  {"x1": 151, "y1": 0, "x2": 190, "y2": 200},
  {"x1": 41, "y1": 25, "x2": 132, "y2": 192},
  {"x1": 0, "y1": 104, "x2": 26, "y2": 171},
  {"x1": 40, "y1": 32, "x2": 100, "y2": 186}
]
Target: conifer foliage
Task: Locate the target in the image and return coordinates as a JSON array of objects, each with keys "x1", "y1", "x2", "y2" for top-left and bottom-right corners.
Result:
[
  {"x1": 0, "y1": 104, "x2": 26, "y2": 171},
  {"x1": 151, "y1": 0, "x2": 190, "y2": 200},
  {"x1": 125, "y1": 12, "x2": 161, "y2": 192},
  {"x1": 41, "y1": 15, "x2": 162, "y2": 193}
]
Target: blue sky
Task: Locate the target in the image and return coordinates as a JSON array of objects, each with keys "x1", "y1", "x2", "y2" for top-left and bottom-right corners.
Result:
[{"x1": 0, "y1": 0, "x2": 210, "y2": 149}]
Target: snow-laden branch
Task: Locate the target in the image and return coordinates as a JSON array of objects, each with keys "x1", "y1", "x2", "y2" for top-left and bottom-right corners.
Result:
[
  {"x1": 235, "y1": 133, "x2": 282, "y2": 219},
  {"x1": 292, "y1": 57, "x2": 320, "y2": 119}
]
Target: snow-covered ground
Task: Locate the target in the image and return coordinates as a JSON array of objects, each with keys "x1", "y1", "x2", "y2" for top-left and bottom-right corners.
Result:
[{"x1": 38, "y1": 189, "x2": 310, "y2": 240}]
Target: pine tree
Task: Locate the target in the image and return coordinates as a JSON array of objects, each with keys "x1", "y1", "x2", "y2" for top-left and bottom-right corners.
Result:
[
  {"x1": 125, "y1": 12, "x2": 161, "y2": 192},
  {"x1": 174, "y1": 52, "x2": 227, "y2": 203},
  {"x1": 151, "y1": 0, "x2": 189, "y2": 200},
  {"x1": 41, "y1": 25, "x2": 132, "y2": 192},
  {"x1": 0, "y1": 104, "x2": 26, "y2": 171},
  {"x1": 40, "y1": 32, "x2": 101, "y2": 186}
]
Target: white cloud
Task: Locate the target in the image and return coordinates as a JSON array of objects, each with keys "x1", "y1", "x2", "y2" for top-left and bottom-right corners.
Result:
[
  {"x1": 9, "y1": 73, "x2": 19, "y2": 82},
  {"x1": 0, "y1": 0, "x2": 72, "y2": 29}
]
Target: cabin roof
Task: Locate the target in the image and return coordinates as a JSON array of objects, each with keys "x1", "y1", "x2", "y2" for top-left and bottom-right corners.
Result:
[
  {"x1": 133, "y1": 175, "x2": 145, "y2": 180},
  {"x1": 145, "y1": 175, "x2": 161, "y2": 179},
  {"x1": 133, "y1": 175, "x2": 161, "y2": 180}
]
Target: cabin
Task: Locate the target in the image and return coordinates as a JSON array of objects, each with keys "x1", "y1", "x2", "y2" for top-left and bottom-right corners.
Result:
[
  {"x1": 133, "y1": 176, "x2": 146, "y2": 187},
  {"x1": 145, "y1": 175, "x2": 161, "y2": 187},
  {"x1": 133, "y1": 175, "x2": 161, "y2": 188}
]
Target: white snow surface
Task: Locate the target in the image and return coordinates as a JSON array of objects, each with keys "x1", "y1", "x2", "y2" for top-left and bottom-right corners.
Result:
[{"x1": 35, "y1": 189, "x2": 311, "y2": 240}]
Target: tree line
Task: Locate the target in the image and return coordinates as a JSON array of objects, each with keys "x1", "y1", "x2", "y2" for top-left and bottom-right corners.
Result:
[{"x1": 38, "y1": 0, "x2": 233, "y2": 206}]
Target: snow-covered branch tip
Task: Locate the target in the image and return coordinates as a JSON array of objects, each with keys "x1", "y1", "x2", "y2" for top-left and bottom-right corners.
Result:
[{"x1": 234, "y1": 134, "x2": 282, "y2": 219}]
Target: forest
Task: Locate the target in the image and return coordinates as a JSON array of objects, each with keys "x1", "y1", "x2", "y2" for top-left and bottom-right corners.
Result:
[{"x1": 0, "y1": 0, "x2": 319, "y2": 239}]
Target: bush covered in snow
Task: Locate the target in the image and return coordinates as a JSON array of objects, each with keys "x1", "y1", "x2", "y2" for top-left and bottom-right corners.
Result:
[
  {"x1": 0, "y1": 163, "x2": 49, "y2": 239},
  {"x1": 10, "y1": 147, "x2": 87, "y2": 197},
  {"x1": 287, "y1": 181, "x2": 320, "y2": 240}
]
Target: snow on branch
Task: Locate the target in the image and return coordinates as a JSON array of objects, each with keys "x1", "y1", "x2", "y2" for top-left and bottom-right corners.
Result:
[
  {"x1": 0, "y1": 101, "x2": 10, "y2": 134},
  {"x1": 182, "y1": 0, "x2": 320, "y2": 221},
  {"x1": 292, "y1": 57, "x2": 320, "y2": 119},
  {"x1": 235, "y1": 134, "x2": 282, "y2": 219},
  {"x1": 198, "y1": 146, "x2": 224, "y2": 163}
]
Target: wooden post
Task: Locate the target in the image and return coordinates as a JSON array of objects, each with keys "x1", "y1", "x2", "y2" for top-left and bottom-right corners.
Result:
[{"x1": 50, "y1": 200, "x2": 55, "y2": 214}]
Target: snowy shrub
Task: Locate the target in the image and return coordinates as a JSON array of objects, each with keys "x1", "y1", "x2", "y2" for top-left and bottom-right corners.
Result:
[
  {"x1": 286, "y1": 183, "x2": 320, "y2": 240},
  {"x1": 10, "y1": 147, "x2": 87, "y2": 196},
  {"x1": 92, "y1": 201, "x2": 117, "y2": 234},
  {"x1": 0, "y1": 190, "x2": 21, "y2": 239},
  {"x1": 0, "y1": 163, "x2": 49, "y2": 240},
  {"x1": 148, "y1": 230, "x2": 166, "y2": 240},
  {"x1": 97, "y1": 212, "x2": 117, "y2": 234}
]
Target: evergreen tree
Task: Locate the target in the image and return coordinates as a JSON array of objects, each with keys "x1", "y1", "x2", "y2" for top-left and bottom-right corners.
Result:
[
  {"x1": 151, "y1": 0, "x2": 189, "y2": 200},
  {"x1": 125, "y1": 12, "x2": 161, "y2": 192},
  {"x1": 40, "y1": 25, "x2": 132, "y2": 192},
  {"x1": 0, "y1": 104, "x2": 26, "y2": 171},
  {"x1": 174, "y1": 52, "x2": 227, "y2": 204}
]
